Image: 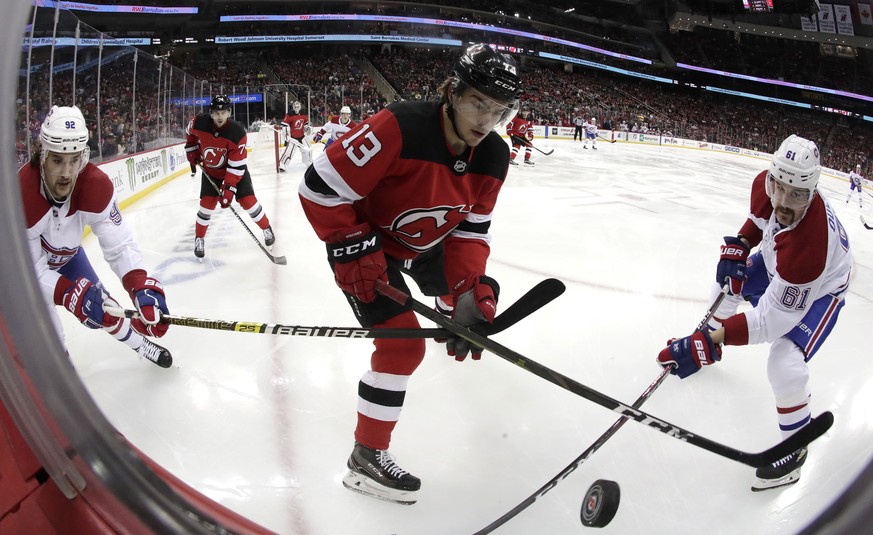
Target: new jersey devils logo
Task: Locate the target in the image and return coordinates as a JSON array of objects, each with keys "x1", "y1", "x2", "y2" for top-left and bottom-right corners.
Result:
[
  {"x1": 385, "y1": 205, "x2": 471, "y2": 252},
  {"x1": 202, "y1": 147, "x2": 228, "y2": 168}
]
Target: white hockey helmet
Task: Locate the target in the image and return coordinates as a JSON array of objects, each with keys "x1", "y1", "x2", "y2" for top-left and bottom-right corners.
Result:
[
  {"x1": 292, "y1": 101, "x2": 302, "y2": 113},
  {"x1": 39, "y1": 105, "x2": 90, "y2": 170},
  {"x1": 766, "y1": 134, "x2": 820, "y2": 208},
  {"x1": 590, "y1": 117, "x2": 595, "y2": 122},
  {"x1": 340, "y1": 105, "x2": 351, "y2": 115},
  {"x1": 857, "y1": 164, "x2": 862, "y2": 171}
]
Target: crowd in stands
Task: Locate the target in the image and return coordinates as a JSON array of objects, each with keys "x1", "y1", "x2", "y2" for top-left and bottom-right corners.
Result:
[{"x1": 17, "y1": 3, "x2": 873, "y2": 177}]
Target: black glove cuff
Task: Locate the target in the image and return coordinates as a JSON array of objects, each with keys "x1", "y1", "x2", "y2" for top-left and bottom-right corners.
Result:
[{"x1": 479, "y1": 275, "x2": 500, "y2": 303}]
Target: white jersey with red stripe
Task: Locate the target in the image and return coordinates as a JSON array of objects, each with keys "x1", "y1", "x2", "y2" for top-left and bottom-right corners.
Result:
[
  {"x1": 316, "y1": 117, "x2": 356, "y2": 143},
  {"x1": 734, "y1": 170, "x2": 852, "y2": 345},
  {"x1": 849, "y1": 169, "x2": 864, "y2": 187},
  {"x1": 19, "y1": 161, "x2": 144, "y2": 304}
]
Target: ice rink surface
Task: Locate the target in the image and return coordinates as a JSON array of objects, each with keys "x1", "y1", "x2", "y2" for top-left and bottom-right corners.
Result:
[{"x1": 62, "y1": 136, "x2": 873, "y2": 534}]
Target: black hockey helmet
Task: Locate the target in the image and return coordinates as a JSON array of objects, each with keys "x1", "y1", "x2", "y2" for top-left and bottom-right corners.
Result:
[
  {"x1": 210, "y1": 94, "x2": 232, "y2": 112},
  {"x1": 453, "y1": 44, "x2": 522, "y2": 104}
]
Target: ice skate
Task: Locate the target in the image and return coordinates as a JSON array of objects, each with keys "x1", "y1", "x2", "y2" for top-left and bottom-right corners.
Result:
[
  {"x1": 509, "y1": 159, "x2": 519, "y2": 166},
  {"x1": 264, "y1": 225, "x2": 275, "y2": 247},
  {"x1": 751, "y1": 447, "x2": 807, "y2": 492},
  {"x1": 194, "y1": 236, "x2": 205, "y2": 259},
  {"x1": 136, "y1": 338, "x2": 173, "y2": 368},
  {"x1": 342, "y1": 443, "x2": 421, "y2": 505},
  {"x1": 523, "y1": 160, "x2": 535, "y2": 166}
]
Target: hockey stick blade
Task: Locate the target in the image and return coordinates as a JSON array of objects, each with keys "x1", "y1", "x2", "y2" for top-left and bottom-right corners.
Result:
[
  {"x1": 509, "y1": 135, "x2": 554, "y2": 156},
  {"x1": 375, "y1": 280, "x2": 833, "y2": 468},
  {"x1": 861, "y1": 214, "x2": 873, "y2": 230},
  {"x1": 103, "y1": 278, "x2": 564, "y2": 340},
  {"x1": 201, "y1": 166, "x2": 287, "y2": 265},
  {"x1": 474, "y1": 286, "x2": 735, "y2": 533}
]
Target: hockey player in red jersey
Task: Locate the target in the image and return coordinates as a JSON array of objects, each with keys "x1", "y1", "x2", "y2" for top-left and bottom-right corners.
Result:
[
  {"x1": 657, "y1": 135, "x2": 852, "y2": 492},
  {"x1": 312, "y1": 105, "x2": 356, "y2": 146},
  {"x1": 299, "y1": 43, "x2": 522, "y2": 504},
  {"x1": 185, "y1": 95, "x2": 276, "y2": 259},
  {"x1": 279, "y1": 100, "x2": 312, "y2": 171},
  {"x1": 506, "y1": 107, "x2": 535, "y2": 166},
  {"x1": 21, "y1": 105, "x2": 172, "y2": 368}
]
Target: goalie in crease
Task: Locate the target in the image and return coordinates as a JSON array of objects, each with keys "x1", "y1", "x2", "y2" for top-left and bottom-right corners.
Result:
[
  {"x1": 657, "y1": 134, "x2": 852, "y2": 492},
  {"x1": 279, "y1": 100, "x2": 312, "y2": 171}
]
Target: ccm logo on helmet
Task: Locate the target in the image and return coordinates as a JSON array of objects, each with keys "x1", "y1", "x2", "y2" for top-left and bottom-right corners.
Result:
[{"x1": 494, "y1": 79, "x2": 517, "y2": 92}]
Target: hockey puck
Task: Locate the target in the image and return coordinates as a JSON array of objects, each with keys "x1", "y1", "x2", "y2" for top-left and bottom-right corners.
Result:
[{"x1": 580, "y1": 479, "x2": 620, "y2": 528}]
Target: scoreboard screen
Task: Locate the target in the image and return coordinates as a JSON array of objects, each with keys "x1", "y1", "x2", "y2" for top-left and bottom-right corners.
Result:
[{"x1": 742, "y1": 0, "x2": 774, "y2": 12}]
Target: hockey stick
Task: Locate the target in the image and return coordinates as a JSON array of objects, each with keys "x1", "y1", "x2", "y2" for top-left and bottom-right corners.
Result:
[
  {"x1": 510, "y1": 135, "x2": 554, "y2": 156},
  {"x1": 105, "y1": 278, "x2": 564, "y2": 340},
  {"x1": 596, "y1": 134, "x2": 617, "y2": 144},
  {"x1": 201, "y1": 167, "x2": 287, "y2": 265},
  {"x1": 473, "y1": 285, "x2": 729, "y2": 534},
  {"x1": 861, "y1": 214, "x2": 873, "y2": 230},
  {"x1": 375, "y1": 280, "x2": 833, "y2": 468}
]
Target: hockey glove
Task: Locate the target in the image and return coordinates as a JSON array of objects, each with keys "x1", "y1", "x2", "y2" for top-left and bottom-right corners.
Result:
[
  {"x1": 122, "y1": 269, "x2": 169, "y2": 337},
  {"x1": 327, "y1": 223, "x2": 388, "y2": 303},
  {"x1": 447, "y1": 274, "x2": 499, "y2": 362},
  {"x1": 716, "y1": 236, "x2": 750, "y2": 295},
  {"x1": 59, "y1": 277, "x2": 110, "y2": 330},
  {"x1": 313, "y1": 132, "x2": 323, "y2": 143},
  {"x1": 657, "y1": 330, "x2": 721, "y2": 379},
  {"x1": 219, "y1": 182, "x2": 237, "y2": 209},
  {"x1": 526, "y1": 130, "x2": 534, "y2": 141}
]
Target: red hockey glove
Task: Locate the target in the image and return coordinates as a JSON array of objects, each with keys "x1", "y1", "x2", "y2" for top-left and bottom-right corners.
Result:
[
  {"x1": 447, "y1": 274, "x2": 499, "y2": 362},
  {"x1": 219, "y1": 182, "x2": 237, "y2": 209},
  {"x1": 716, "y1": 236, "x2": 750, "y2": 295},
  {"x1": 526, "y1": 130, "x2": 534, "y2": 141},
  {"x1": 657, "y1": 330, "x2": 721, "y2": 379},
  {"x1": 122, "y1": 269, "x2": 169, "y2": 337},
  {"x1": 59, "y1": 277, "x2": 111, "y2": 330},
  {"x1": 327, "y1": 223, "x2": 388, "y2": 303}
]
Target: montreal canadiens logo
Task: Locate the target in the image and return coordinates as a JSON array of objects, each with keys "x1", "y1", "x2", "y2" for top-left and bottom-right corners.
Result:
[{"x1": 385, "y1": 205, "x2": 471, "y2": 252}]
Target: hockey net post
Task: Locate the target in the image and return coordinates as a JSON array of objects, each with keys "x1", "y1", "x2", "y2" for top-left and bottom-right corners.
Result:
[{"x1": 251, "y1": 121, "x2": 282, "y2": 173}]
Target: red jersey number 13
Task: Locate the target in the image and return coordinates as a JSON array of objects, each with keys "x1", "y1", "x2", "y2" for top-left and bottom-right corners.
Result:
[{"x1": 341, "y1": 124, "x2": 382, "y2": 167}]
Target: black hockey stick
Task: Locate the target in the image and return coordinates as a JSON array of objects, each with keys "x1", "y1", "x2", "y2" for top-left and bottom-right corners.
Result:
[
  {"x1": 201, "y1": 166, "x2": 287, "y2": 265},
  {"x1": 596, "y1": 134, "x2": 617, "y2": 144},
  {"x1": 473, "y1": 285, "x2": 729, "y2": 534},
  {"x1": 375, "y1": 280, "x2": 833, "y2": 468},
  {"x1": 510, "y1": 135, "x2": 554, "y2": 156},
  {"x1": 861, "y1": 214, "x2": 873, "y2": 230},
  {"x1": 105, "y1": 278, "x2": 565, "y2": 340}
]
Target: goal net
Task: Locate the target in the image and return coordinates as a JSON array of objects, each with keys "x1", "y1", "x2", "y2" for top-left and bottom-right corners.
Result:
[{"x1": 249, "y1": 120, "x2": 281, "y2": 173}]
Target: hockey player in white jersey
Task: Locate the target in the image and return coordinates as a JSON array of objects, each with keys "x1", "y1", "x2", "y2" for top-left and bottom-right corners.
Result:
[
  {"x1": 20, "y1": 105, "x2": 172, "y2": 368},
  {"x1": 312, "y1": 105, "x2": 356, "y2": 146},
  {"x1": 582, "y1": 117, "x2": 598, "y2": 150},
  {"x1": 657, "y1": 135, "x2": 851, "y2": 492},
  {"x1": 845, "y1": 164, "x2": 864, "y2": 208}
]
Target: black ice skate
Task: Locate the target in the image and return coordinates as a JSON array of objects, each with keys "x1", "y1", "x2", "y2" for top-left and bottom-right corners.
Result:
[
  {"x1": 509, "y1": 159, "x2": 519, "y2": 166},
  {"x1": 194, "y1": 236, "x2": 205, "y2": 259},
  {"x1": 524, "y1": 160, "x2": 535, "y2": 166},
  {"x1": 342, "y1": 443, "x2": 421, "y2": 505},
  {"x1": 751, "y1": 447, "x2": 807, "y2": 492},
  {"x1": 264, "y1": 225, "x2": 275, "y2": 247},
  {"x1": 136, "y1": 338, "x2": 173, "y2": 368}
]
